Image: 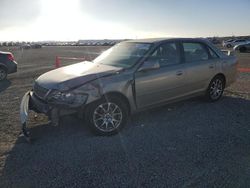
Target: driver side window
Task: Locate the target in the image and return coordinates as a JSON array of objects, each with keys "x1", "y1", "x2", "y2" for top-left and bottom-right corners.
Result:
[{"x1": 149, "y1": 42, "x2": 180, "y2": 67}]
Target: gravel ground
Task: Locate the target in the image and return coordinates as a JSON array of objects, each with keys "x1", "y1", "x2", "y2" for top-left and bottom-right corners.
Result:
[{"x1": 0, "y1": 47, "x2": 250, "y2": 187}]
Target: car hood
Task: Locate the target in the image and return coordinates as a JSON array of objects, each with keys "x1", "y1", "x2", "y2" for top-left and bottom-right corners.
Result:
[{"x1": 35, "y1": 61, "x2": 122, "y2": 91}]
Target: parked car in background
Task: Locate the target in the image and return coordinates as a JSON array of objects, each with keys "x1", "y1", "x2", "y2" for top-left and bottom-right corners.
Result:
[
  {"x1": 20, "y1": 38, "x2": 238, "y2": 137},
  {"x1": 31, "y1": 44, "x2": 42, "y2": 49},
  {"x1": 20, "y1": 44, "x2": 31, "y2": 49},
  {"x1": 222, "y1": 39, "x2": 234, "y2": 47},
  {"x1": 0, "y1": 51, "x2": 17, "y2": 81},
  {"x1": 223, "y1": 39, "x2": 249, "y2": 48},
  {"x1": 208, "y1": 37, "x2": 220, "y2": 44},
  {"x1": 234, "y1": 42, "x2": 250, "y2": 53}
]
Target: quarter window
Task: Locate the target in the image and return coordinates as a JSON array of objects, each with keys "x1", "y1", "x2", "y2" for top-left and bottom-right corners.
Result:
[
  {"x1": 149, "y1": 43, "x2": 180, "y2": 67},
  {"x1": 183, "y1": 43, "x2": 209, "y2": 62}
]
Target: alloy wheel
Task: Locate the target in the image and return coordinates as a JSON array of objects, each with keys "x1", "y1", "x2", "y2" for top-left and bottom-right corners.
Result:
[
  {"x1": 93, "y1": 102, "x2": 123, "y2": 132},
  {"x1": 209, "y1": 78, "x2": 223, "y2": 100}
]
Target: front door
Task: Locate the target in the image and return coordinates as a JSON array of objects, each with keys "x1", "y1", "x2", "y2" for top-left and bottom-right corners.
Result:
[{"x1": 134, "y1": 42, "x2": 186, "y2": 109}]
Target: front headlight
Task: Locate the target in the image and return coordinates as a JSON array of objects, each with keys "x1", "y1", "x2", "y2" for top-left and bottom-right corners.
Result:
[
  {"x1": 48, "y1": 90, "x2": 88, "y2": 106},
  {"x1": 51, "y1": 91, "x2": 75, "y2": 102}
]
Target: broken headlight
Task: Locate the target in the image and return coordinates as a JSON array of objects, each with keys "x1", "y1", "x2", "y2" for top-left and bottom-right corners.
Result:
[{"x1": 48, "y1": 90, "x2": 88, "y2": 106}]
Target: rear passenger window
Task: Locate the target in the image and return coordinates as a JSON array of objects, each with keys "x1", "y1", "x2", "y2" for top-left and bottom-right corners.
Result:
[
  {"x1": 183, "y1": 43, "x2": 209, "y2": 62},
  {"x1": 150, "y1": 42, "x2": 180, "y2": 67}
]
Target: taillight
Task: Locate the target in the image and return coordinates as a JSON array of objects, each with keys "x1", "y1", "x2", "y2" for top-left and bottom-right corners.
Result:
[{"x1": 7, "y1": 54, "x2": 14, "y2": 61}]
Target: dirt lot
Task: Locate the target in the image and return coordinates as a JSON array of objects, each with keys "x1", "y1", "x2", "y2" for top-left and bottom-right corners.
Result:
[{"x1": 0, "y1": 46, "x2": 250, "y2": 187}]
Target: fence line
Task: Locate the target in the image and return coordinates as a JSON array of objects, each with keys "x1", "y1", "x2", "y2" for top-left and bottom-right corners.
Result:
[{"x1": 55, "y1": 56, "x2": 93, "y2": 68}]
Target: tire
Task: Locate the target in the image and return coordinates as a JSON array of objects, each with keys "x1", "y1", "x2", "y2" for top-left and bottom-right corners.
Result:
[
  {"x1": 0, "y1": 67, "x2": 7, "y2": 81},
  {"x1": 206, "y1": 76, "x2": 225, "y2": 102},
  {"x1": 226, "y1": 44, "x2": 232, "y2": 48},
  {"x1": 85, "y1": 95, "x2": 128, "y2": 135},
  {"x1": 239, "y1": 46, "x2": 247, "y2": 53}
]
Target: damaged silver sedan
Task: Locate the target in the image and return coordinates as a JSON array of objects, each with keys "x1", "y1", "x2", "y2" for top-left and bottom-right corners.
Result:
[{"x1": 20, "y1": 38, "x2": 238, "y2": 139}]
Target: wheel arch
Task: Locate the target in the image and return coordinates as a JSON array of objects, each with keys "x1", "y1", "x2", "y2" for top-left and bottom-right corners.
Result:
[
  {"x1": 102, "y1": 91, "x2": 131, "y2": 114},
  {"x1": 0, "y1": 63, "x2": 8, "y2": 71}
]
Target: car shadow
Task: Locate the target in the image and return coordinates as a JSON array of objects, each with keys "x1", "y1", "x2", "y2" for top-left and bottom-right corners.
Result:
[
  {"x1": 0, "y1": 79, "x2": 11, "y2": 93},
  {"x1": 1, "y1": 96, "x2": 250, "y2": 187}
]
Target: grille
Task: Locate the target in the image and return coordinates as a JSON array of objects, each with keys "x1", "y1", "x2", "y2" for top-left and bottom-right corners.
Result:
[{"x1": 33, "y1": 83, "x2": 49, "y2": 99}]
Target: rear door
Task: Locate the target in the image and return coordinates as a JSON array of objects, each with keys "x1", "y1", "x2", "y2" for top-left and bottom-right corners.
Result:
[
  {"x1": 181, "y1": 42, "x2": 218, "y2": 94},
  {"x1": 134, "y1": 42, "x2": 186, "y2": 108}
]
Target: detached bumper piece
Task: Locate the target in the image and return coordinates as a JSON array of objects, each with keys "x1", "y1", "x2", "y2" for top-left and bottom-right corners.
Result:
[
  {"x1": 20, "y1": 91, "x2": 31, "y2": 142},
  {"x1": 20, "y1": 91, "x2": 51, "y2": 142}
]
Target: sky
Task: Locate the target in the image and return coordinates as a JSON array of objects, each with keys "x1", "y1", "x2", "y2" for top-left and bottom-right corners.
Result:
[{"x1": 0, "y1": 0, "x2": 249, "y2": 41}]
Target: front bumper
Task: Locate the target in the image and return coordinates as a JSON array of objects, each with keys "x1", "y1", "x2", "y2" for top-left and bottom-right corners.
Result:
[
  {"x1": 20, "y1": 91, "x2": 82, "y2": 141},
  {"x1": 29, "y1": 91, "x2": 51, "y2": 114},
  {"x1": 20, "y1": 91, "x2": 31, "y2": 141},
  {"x1": 20, "y1": 91, "x2": 50, "y2": 142}
]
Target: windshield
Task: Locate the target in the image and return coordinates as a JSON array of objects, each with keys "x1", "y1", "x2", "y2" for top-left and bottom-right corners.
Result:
[{"x1": 93, "y1": 42, "x2": 152, "y2": 68}]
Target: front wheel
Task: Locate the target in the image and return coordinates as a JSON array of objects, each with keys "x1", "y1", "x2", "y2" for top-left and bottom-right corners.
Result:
[
  {"x1": 85, "y1": 96, "x2": 128, "y2": 135},
  {"x1": 206, "y1": 76, "x2": 225, "y2": 102}
]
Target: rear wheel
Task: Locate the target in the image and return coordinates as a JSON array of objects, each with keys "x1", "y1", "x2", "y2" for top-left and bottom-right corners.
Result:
[
  {"x1": 85, "y1": 96, "x2": 128, "y2": 135},
  {"x1": 206, "y1": 76, "x2": 225, "y2": 102},
  {"x1": 0, "y1": 67, "x2": 7, "y2": 81}
]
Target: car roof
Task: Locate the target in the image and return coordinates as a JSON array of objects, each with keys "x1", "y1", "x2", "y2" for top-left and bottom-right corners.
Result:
[
  {"x1": 125, "y1": 38, "x2": 209, "y2": 44},
  {"x1": 123, "y1": 37, "x2": 227, "y2": 58}
]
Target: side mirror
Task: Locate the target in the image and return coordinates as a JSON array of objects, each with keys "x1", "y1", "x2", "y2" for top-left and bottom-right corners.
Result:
[{"x1": 138, "y1": 60, "x2": 160, "y2": 72}]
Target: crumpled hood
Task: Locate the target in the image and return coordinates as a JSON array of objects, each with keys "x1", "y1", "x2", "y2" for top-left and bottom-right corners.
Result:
[{"x1": 36, "y1": 61, "x2": 122, "y2": 91}]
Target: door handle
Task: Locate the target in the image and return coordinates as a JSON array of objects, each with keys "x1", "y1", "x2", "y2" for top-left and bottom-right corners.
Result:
[
  {"x1": 176, "y1": 71, "x2": 183, "y2": 76},
  {"x1": 209, "y1": 65, "x2": 214, "y2": 69}
]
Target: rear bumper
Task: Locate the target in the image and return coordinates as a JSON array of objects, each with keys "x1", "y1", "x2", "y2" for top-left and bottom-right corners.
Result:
[{"x1": 7, "y1": 61, "x2": 17, "y2": 74}]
